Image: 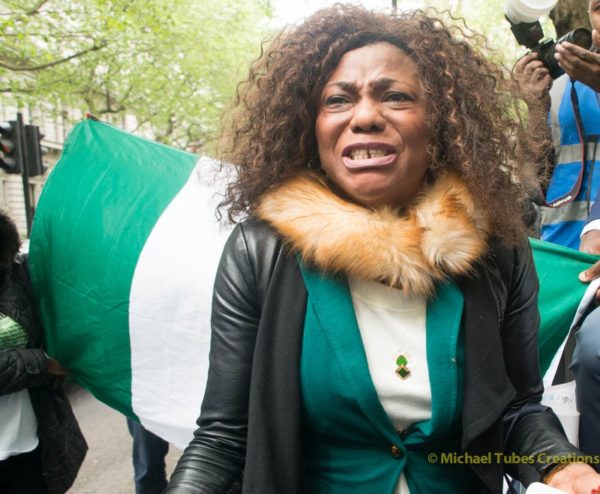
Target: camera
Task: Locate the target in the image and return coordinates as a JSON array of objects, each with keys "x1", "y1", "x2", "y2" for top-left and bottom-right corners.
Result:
[{"x1": 504, "y1": 0, "x2": 592, "y2": 79}]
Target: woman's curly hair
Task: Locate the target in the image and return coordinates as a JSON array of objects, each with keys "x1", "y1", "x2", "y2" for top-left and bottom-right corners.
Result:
[{"x1": 218, "y1": 3, "x2": 529, "y2": 244}]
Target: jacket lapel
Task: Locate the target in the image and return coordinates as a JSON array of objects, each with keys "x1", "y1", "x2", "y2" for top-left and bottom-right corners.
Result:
[
  {"x1": 299, "y1": 262, "x2": 399, "y2": 443},
  {"x1": 424, "y1": 282, "x2": 463, "y2": 437}
]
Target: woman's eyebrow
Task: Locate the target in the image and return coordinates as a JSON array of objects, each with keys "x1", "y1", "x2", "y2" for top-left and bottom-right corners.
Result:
[
  {"x1": 323, "y1": 81, "x2": 356, "y2": 92},
  {"x1": 323, "y1": 77, "x2": 414, "y2": 94},
  {"x1": 369, "y1": 77, "x2": 397, "y2": 91}
]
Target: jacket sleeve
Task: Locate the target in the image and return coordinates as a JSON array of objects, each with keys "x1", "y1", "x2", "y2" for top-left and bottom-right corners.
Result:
[
  {"x1": 584, "y1": 188, "x2": 600, "y2": 227},
  {"x1": 500, "y1": 239, "x2": 583, "y2": 483},
  {"x1": 165, "y1": 224, "x2": 261, "y2": 493},
  {"x1": 0, "y1": 347, "x2": 49, "y2": 395}
]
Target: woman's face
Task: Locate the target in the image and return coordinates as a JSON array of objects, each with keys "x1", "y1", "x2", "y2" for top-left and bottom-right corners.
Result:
[{"x1": 315, "y1": 42, "x2": 430, "y2": 209}]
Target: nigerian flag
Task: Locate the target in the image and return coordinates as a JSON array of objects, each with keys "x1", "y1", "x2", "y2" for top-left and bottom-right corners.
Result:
[
  {"x1": 28, "y1": 118, "x2": 599, "y2": 449},
  {"x1": 29, "y1": 119, "x2": 230, "y2": 448},
  {"x1": 531, "y1": 238, "x2": 599, "y2": 374}
]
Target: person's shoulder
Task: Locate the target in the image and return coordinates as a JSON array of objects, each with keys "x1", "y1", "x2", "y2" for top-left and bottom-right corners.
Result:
[
  {"x1": 237, "y1": 217, "x2": 278, "y2": 240},
  {"x1": 487, "y1": 234, "x2": 530, "y2": 260},
  {"x1": 227, "y1": 217, "x2": 279, "y2": 248},
  {"x1": 224, "y1": 218, "x2": 296, "y2": 296},
  {"x1": 483, "y1": 234, "x2": 533, "y2": 282},
  {"x1": 226, "y1": 218, "x2": 286, "y2": 262}
]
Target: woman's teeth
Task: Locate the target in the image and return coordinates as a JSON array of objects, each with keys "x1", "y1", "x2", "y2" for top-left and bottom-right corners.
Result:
[{"x1": 350, "y1": 149, "x2": 389, "y2": 160}]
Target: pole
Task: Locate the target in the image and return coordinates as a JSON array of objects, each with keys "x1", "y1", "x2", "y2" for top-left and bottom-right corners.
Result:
[
  {"x1": 17, "y1": 113, "x2": 33, "y2": 237},
  {"x1": 392, "y1": 0, "x2": 397, "y2": 14}
]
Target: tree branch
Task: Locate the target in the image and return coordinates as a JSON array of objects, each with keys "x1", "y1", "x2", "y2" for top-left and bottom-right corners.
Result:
[
  {"x1": 0, "y1": 40, "x2": 107, "y2": 72},
  {"x1": 26, "y1": 0, "x2": 49, "y2": 16},
  {"x1": 0, "y1": 87, "x2": 34, "y2": 93},
  {"x1": 97, "y1": 91, "x2": 126, "y2": 114},
  {"x1": 132, "y1": 117, "x2": 151, "y2": 133},
  {"x1": 97, "y1": 105, "x2": 126, "y2": 114}
]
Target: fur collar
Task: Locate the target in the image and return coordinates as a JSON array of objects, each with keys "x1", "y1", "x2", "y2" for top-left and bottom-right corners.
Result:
[{"x1": 256, "y1": 172, "x2": 490, "y2": 296}]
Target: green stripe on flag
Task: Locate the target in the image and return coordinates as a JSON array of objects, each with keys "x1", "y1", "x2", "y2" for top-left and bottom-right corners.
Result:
[
  {"x1": 29, "y1": 119, "x2": 198, "y2": 418},
  {"x1": 531, "y1": 237, "x2": 599, "y2": 373}
]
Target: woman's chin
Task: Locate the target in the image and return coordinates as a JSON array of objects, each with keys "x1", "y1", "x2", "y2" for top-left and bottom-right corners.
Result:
[{"x1": 345, "y1": 190, "x2": 403, "y2": 209}]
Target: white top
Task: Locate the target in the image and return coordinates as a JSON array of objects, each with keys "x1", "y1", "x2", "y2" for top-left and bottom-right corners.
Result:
[
  {"x1": 349, "y1": 277, "x2": 432, "y2": 494},
  {"x1": 581, "y1": 219, "x2": 600, "y2": 236},
  {"x1": 0, "y1": 389, "x2": 39, "y2": 460}
]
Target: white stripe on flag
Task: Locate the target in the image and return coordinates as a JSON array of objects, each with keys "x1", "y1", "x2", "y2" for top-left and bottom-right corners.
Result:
[{"x1": 129, "y1": 159, "x2": 231, "y2": 448}]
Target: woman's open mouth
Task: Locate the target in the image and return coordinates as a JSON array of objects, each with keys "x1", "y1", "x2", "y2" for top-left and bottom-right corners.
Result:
[{"x1": 342, "y1": 145, "x2": 397, "y2": 170}]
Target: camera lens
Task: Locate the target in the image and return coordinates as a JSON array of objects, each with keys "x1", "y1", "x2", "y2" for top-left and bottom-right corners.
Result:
[
  {"x1": 539, "y1": 28, "x2": 593, "y2": 79},
  {"x1": 558, "y1": 28, "x2": 592, "y2": 49}
]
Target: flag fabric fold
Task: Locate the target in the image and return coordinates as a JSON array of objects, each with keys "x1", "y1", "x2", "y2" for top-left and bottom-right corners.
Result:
[
  {"x1": 29, "y1": 119, "x2": 230, "y2": 448},
  {"x1": 530, "y1": 238, "x2": 598, "y2": 373},
  {"x1": 28, "y1": 119, "x2": 599, "y2": 447}
]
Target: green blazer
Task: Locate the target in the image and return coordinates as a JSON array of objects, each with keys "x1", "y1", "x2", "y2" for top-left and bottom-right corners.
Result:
[{"x1": 300, "y1": 264, "x2": 480, "y2": 493}]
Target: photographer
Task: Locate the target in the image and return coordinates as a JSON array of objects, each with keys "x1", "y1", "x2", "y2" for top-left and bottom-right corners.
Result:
[{"x1": 514, "y1": 0, "x2": 600, "y2": 468}]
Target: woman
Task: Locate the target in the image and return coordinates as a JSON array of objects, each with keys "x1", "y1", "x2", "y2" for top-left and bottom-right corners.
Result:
[
  {"x1": 167, "y1": 5, "x2": 600, "y2": 493},
  {"x1": 0, "y1": 210, "x2": 87, "y2": 494}
]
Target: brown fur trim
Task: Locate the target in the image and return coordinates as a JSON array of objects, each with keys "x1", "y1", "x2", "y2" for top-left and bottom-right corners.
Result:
[{"x1": 256, "y1": 172, "x2": 490, "y2": 296}]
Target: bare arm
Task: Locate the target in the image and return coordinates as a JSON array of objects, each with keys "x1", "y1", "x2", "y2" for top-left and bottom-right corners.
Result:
[{"x1": 513, "y1": 53, "x2": 555, "y2": 191}]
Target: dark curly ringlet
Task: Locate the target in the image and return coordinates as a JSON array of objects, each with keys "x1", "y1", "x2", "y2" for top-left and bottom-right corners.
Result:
[
  {"x1": 0, "y1": 209, "x2": 20, "y2": 266},
  {"x1": 218, "y1": 3, "x2": 528, "y2": 244}
]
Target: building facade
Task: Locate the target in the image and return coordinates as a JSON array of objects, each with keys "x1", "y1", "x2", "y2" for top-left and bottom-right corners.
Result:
[{"x1": 0, "y1": 102, "x2": 139, "y2": 237}]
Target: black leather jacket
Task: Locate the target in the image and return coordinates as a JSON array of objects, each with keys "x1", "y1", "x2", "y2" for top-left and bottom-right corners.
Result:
[
  {"x1": 166, "y1": 219, "x2": 582, "y2": 494},
  {"x1": 0, "y1": 256, "x2": 87, "y2": 494}
]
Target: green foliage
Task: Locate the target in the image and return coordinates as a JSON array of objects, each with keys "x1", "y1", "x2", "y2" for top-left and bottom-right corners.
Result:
[
  {"x1": 0, "y1": 0, "x2": 272, "y2": 150},
  {"x1": 0, "y1": 0, "x2": 588, "y2": 150}
]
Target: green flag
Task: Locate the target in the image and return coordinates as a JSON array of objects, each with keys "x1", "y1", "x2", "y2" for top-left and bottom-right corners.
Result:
[
  {"x1": 531, "y1": 238, "x2": 598, "y2": 374},
  {"x1": 29, "y1": 119, "x2": 230, "y2": 448}
]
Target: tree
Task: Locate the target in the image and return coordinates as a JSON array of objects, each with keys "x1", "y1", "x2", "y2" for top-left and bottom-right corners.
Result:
[
  {"x1": 1, "y1": 0, "x2": 591, "y2": 150},
  {"x1": 412, "y1": 0, "x2": 547, "y2": 65},
  {"x1": 0, "y1": 0, "x2": 272, "y2": 150},
  {"x1": 405, "y1": 0, "x2": 591, "y2": 65},
  {"x1": 550, "y1": 0, "x2": 591, "y2": 37}
]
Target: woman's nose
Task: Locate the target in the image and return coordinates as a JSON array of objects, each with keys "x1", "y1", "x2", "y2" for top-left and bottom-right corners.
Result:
[{"x1": 350, "y1": 99, "x2": 385, "y2": 133}]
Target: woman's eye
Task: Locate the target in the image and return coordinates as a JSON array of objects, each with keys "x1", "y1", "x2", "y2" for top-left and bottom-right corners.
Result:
[
  {"x1": 324, "y1": 95, "x2": 350, "y2": 107},
  {"x1": 384, "y1": 92, "x2": 412, "y2": 103}
]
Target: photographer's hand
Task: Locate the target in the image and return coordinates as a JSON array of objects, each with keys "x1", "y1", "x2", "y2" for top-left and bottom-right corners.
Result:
[
  {"x1": 579, "y1": 229, "x2": 600, "y2": 256},
  {"x1": 47, "y1": 357, "x2": 69, "y2": 377},
  {"x1": 555, "y1": 30, "x2": 600, "y2": 92},
  {"x1": 46, "y1": 356, "x2": 70, "y2": 390},
  {"x1": 579, "y1": 229, "x2": 600, "y2": 303},
  {"x1": 513, "y1": 53, "x2": 552, "y2": 108}
]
